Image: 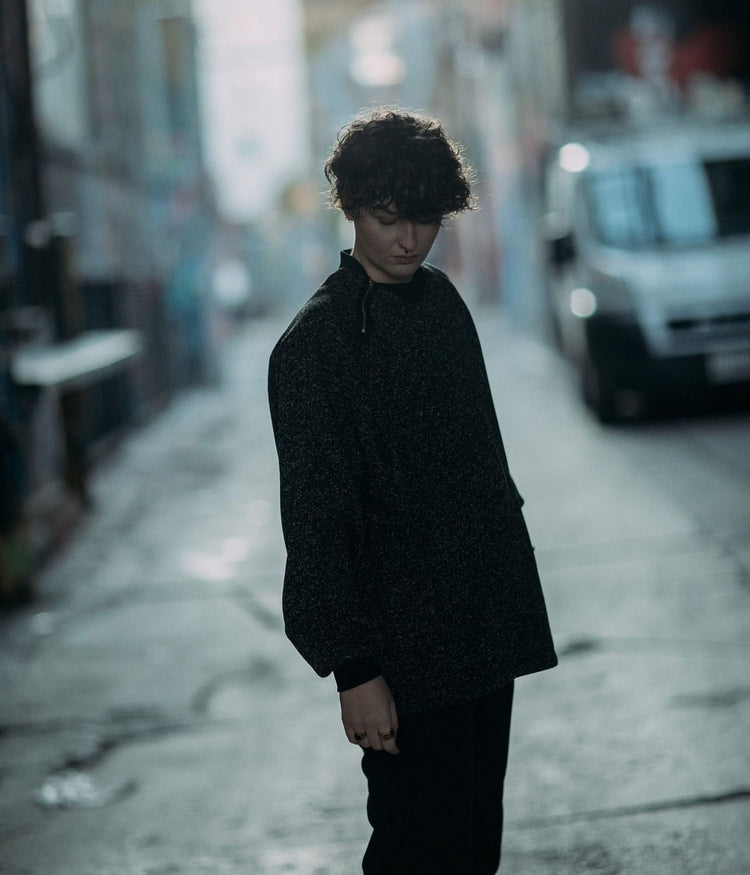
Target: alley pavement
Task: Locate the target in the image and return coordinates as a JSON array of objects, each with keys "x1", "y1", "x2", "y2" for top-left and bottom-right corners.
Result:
[{"x1": 1, "y1": 308, "x2": 749, "y2": 874}]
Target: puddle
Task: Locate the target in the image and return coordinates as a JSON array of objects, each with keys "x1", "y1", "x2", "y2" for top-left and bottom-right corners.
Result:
[
  {"x1": 30, "y1": 612, "x2": 56, "y2": 636},
  {"x1": 193, "y1": 660, "x2": 281, "y2": 718},
  {"x1": 180, "y1": 535, "x2": 252, "y2": 582},
  {"x1": 34, "y1": 769, "x2": 136, "y2": 809}
]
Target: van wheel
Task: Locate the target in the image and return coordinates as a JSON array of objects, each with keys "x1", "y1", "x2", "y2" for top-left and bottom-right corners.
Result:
[{"x1": 581, "y1": 360, "x2": 617, "y2": 423}]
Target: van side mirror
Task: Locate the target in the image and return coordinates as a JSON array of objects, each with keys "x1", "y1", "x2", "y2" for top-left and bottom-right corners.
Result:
[{"x1": 549, "y1": 232, "x2": 576, "y2": 267}]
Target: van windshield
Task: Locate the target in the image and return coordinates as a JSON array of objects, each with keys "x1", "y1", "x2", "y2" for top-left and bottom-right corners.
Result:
[{"x1": 584, "y1": 158, "x2": 750, "y2": 249}]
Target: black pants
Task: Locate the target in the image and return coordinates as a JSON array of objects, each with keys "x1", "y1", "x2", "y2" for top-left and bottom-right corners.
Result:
[{"x1": 360, "y1": 681, "x2": 514, "y2": 874}]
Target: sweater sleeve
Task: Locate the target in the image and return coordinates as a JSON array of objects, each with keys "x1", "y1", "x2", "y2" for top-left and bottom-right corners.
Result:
[
  {"x1": 268, "y1": 315, "x2": 381, "y2": 679},
  {"x1": 453, "y1": 288, "x2": 526, "y2": 508}
]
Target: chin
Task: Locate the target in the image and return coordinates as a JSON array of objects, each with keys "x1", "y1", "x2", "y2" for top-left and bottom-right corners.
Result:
[{"x1": 390, "y1": 269, "x2": 417, "y2": 282}]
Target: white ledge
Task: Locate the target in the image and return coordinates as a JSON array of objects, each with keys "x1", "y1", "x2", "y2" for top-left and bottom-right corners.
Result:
[{"x1": 11, "y1": 329, "x2": 144, "y2": 390}]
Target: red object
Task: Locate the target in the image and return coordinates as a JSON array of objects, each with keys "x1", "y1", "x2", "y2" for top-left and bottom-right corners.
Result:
[{"x1": 613, "y1": 23, "x2": 741, "y2": 90}]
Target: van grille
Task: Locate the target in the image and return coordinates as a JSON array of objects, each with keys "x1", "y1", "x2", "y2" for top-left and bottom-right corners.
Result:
[{"x1": 668, "y1": 312, "x2": 750, "y2": 333}]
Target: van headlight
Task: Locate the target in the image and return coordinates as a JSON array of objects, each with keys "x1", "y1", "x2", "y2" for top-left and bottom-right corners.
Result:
[
  {"x1": 573, "y1": 274, "x2": 636, "y2": 317},
  {"x1": 570, "y1": 287, "x2": 597, "y2": 318}
]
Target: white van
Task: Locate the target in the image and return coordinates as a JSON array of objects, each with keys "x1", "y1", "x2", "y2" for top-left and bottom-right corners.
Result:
[{"x1": 543, "y1": 122, "x2": 750, "y2": 421}]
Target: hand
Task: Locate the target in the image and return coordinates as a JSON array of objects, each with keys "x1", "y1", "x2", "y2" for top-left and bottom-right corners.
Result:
[{"x1": 340, "y1": 675, "x2": 399, "y2": 754}]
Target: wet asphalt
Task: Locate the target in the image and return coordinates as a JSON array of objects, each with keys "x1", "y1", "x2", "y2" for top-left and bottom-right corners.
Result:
[{"x1": 1, "y1": 309, "x2": 749, "y2": 874}]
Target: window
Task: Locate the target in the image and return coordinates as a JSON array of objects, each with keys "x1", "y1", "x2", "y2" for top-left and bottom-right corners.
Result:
[{"x1": 584, "y1": 157, "x2": 750, "y2": 249}]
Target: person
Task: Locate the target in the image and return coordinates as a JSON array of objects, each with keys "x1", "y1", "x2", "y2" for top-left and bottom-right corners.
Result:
[{"x1": 268, "y1": 107, "x2": 557, "y2": 874}]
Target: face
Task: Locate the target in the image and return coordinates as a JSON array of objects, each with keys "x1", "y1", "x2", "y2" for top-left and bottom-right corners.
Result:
[{"x1": 349, "y1": 207, "x2": 441, "y2": 284}]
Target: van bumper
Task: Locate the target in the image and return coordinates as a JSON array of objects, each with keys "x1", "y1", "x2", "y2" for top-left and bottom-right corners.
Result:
[{"x1": 585, "y1": 314, "x2": 750, "y2": 395}]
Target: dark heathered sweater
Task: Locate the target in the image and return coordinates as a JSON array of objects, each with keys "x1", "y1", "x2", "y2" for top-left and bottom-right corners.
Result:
[{"x1": 268, "y1": 251, "x2": 557, "y2": 715}]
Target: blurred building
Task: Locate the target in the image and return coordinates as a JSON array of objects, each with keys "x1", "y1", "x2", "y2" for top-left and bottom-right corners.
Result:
[
  {"x1": 453, "y1": 0, "x2": 750, "y2": 327},
  {"x1": 495, "y1": 1, "x2": 750, "y2": 419},
  {"x1": 298, "y1": 0, "x2": 502, "y2": 303},
  {"x1": 194, "y1": 0, "x2": 309, "y2": 225},
  {"x1": 0, "y1": 0, "x2": 216, "y2": 597},
  {"x1": 191, "y1": 0, "x2": 314, "y2": 315},
  {"x1": 506, "y1": 0, "x2": 750, "y2": 150}
]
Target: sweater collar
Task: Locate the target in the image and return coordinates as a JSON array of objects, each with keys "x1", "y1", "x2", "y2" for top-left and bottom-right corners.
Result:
[{"x1": 339, "y1": 250, "x2": 427, "y2": 301}]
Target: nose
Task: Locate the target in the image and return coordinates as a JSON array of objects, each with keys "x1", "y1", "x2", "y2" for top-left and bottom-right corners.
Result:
[{"x1": 399, "y1": 222, "x2": 417, "y2": 253}]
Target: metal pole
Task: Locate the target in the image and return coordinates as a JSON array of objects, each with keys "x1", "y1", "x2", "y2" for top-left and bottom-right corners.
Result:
[{"x1": 0, "y1": 0, "x2": 46, "y2": 310}]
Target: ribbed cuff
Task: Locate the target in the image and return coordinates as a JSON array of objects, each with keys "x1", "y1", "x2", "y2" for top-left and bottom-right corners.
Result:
[{"x1": 334, "y1": 656, "x2": 381, "y2": 692}]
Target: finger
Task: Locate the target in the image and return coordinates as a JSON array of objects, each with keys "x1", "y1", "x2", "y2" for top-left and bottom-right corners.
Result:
[
  {"x1": 377, "y1": 726, "x2": 399, "y2": 755},
  {"x1": 383, "y1": 736, "x2": 399, "y2": 754},
  {"x1": 347, "y1": 727, "x2": 370, "y2": 747}
]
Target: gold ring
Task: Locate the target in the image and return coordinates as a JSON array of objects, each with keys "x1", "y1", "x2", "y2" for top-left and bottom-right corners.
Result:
[
  {"x1": 353, "y1": 731, "x2": 367, "y2": 742},
  {"x1": 378, "y1": 728, "x2": 395, "y2": 741}
]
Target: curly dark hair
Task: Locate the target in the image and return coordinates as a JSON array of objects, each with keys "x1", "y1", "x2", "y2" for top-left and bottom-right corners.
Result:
[{"x1": 324, "y1": 108, "x2": 474, "y2": 223}]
